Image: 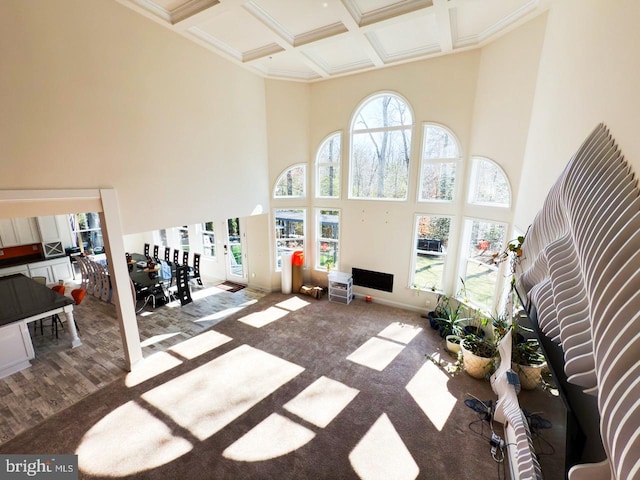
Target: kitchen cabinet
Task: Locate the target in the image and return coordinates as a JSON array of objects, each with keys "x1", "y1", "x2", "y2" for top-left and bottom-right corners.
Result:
[
  {"x1": 0, "y1": 218, "x2": 40, "y2": 247},
  {"x1": 37, "y1": 216, "x2": 61, "y2": 243},
  {"x1": 27, "y1": 257, "x2": 73, "y2": 284}
]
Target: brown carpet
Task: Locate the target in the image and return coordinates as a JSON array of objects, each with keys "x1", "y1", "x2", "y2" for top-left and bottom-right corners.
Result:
[{"x1": 0, "y1": 293, "x2": 565, "y2": 479}]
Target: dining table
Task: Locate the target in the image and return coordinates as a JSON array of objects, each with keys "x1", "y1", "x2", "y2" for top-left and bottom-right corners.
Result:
[{"x1": 0, "y1": 273, "x2": 81, "y2": 379}]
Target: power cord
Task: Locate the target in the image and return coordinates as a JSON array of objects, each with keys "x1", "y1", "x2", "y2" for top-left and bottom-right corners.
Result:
[{"x1": 464, "y1": 394, "x2": 507, "y2": 479}]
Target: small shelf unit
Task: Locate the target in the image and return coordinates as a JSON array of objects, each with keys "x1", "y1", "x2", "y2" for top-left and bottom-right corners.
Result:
[{"x1": 328, "y1": 271, "x2": 353, "y2": 305}]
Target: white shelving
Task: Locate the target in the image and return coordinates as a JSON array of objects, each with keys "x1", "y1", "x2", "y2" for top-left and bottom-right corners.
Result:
[{"x1": 328, "y1": 271, "x2": 353, "y2": 305}]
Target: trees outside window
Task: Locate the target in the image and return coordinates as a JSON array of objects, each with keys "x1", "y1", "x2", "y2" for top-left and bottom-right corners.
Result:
[
  {"x1": 349, "y1": 93, "x2": 413, "y2": 200},
  {"x1": 274, "y1": 164, "x2": 306, "y2": 198},
  {"x1": 419, "y1": 124, "x2": 460, "y2": 202},
  {"x1": 316, "y1": 133, "x2": 341, "y2": 198},
  {"x1": 468, "y1": 157, "x2": 510, "y2": 207},
  {"x1": 460, "y1": 219, "x2": 507, "y2": 308},
  {"x1": 69, "y1": 213, "x2": 103, "y2": 252},
  {"x1": 274, "y1": 209, "x2": 305, "y2": 271},
  {"x1": 411, "y1": 215, "x2": 451, "y2": 291},
  {"x1": 316, "y1": 209, "x2": 340, "y2": 270}
]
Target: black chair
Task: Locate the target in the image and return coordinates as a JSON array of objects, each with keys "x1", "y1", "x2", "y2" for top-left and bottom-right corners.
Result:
[
  {"x1": 175, "y1": 266, "x2": 192, "y2": 306},
  {"x1": 164, "y1": 246, "x2": 171, "y2": 263},
  {"x1": 144, "y1": 243, "x2": 150, "y2": 257},
  {"x1": 191, "y1": 253, "x2": 203, "y2": 286},
  {"x1": 173, "y1": 248, "x2": 180, "y2": 266},
  {"x1": 153, "y1": 245, "x2": 159, "y2": 261},
  {"x1": 182, "y1": 250, "x2": 189, "y2": 266}
]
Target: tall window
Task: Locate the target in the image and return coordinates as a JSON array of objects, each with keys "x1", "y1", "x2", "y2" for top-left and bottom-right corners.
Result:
[
  {"x1": 316, "y1": 133, "x2": 341, "y2": 198},
  {"x1": 411, "y1": 215, "x2": 451, "y2": 291},
  {"x1": 69, "y1": 213, "x2": 103, "y2": 252},
  {"x1": 316, "y1": 209, "x2": 340, "y2": 270},
  {"x1": 201, "y1": 222, "x2": 215, "y2": 257},
  {"x1": 274, "y1": 164, "x2": 306, "y2": 198},
  {"x1": 468, "y1": 157, "x2": 510, "y2": 207},
  {"x1": 349, "y1": 92, "x2": 413, "y2": 200},
  {"x1": 158, "y1": 229, "x2": 168, "y2": 246},
  {"x1": 274, "y1": 209, "x2": 305, "y2": 270},
  {"x1": 460, "y1": 219, "x2": 506, "y2": 308},
  {"x1": 177, "y1": 225, "x2": 189, "y2": 251},
  {"x1": 419, "y1": 124, "x2": 460, "y2": 202}
]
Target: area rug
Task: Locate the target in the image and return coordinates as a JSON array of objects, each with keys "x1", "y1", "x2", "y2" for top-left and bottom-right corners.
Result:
[{"x1": 215, "y1": 281, "x2": 246, "y2": 293}]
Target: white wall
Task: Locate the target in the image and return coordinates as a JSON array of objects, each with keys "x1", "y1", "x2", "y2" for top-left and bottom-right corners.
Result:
[
  {"x1": 514, "y1": 0, "x2": 640, "y2": 230},
  {"x1": 0, "y1": 0, "x2": 270, "y2": 234}
]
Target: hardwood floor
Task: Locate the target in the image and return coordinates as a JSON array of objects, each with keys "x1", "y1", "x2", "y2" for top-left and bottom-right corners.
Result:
[{"x1": 0, "y1": 278, "x2": 266, "y2": 445}]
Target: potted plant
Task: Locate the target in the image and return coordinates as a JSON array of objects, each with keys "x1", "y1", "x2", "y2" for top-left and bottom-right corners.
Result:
[
  {"x1": 512, "y1": 337, "x2": 546, "y2": 390},
  {"x1": 461, "y1": 333, "x2": 498, "y2": 379},
  {"x1": 445, "y1": 333, "x2": 462, "y2": 354}
]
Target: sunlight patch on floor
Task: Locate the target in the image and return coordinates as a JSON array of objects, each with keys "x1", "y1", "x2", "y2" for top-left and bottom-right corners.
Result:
[
  {"x1": 140, "y1": 332, "x2": 181, "y2": 347},
  {"x1": 190, "y1": 286, "x2": 224, "y2": 301},
  {"x1": 283, "y1": 376, "x2": 359, "y2": 428},
  {"x1": 168, "y1": 330, "x2": 232, "y2": 360},
  {"x1": 237, "y1": 306, "x2": 289, "y2": 328},
  {"x1": 125, "y1": 351, "x2": 183, "y2": 387},
  {"x1": 76, "y1": 400, "x2": 192, "y2": 477},
  {"x1": 223, "y1": 413, "x2": 315, "y2": 462},
  {"x1": 142, "y1": 345, "x2": 304, "y2": 440},
  {"x1": 193, "y1": 306, "x2": 245, "y2": 323},
  {"x1": 405, "y1": 360, "x2": 456, "y2": 431},
  {"x1": 377, "y1": 322, "x2": 422, "y2": 345},
  {"x1": 348, "y1": 413, "x2": 419, "y2": 480},
  {"x1": 346, "y1": 338, "x2": 406, "y2": 371},
  {"x1": 275, "y1": 296, "x2": 310, "y2": 311}
]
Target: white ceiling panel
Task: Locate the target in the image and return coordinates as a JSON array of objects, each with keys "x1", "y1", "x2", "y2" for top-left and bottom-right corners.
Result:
[
  {"x1": 196, "y1": 7, "x2": 279, "y2": 56},
  {"x1": 303, "y1": 36, "x2": 374, "y2": 74},
  {"x1": 367, "y1": 12, "x2": 439, "y2": 63},
  {"x1": 117, "y1": 0, "x2": 549, "y2": 82}
]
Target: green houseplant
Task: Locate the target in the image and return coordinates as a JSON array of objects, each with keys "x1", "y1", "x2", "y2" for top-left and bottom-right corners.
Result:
[
  {"x1": 512, "y1": 337, "x2": 546, "y2": 390},
  {"x1": 460, "y1": 333, "x2": 498, "y2": 379}
]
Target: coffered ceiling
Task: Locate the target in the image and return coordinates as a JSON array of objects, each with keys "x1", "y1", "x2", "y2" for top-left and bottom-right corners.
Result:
[{"x1": 116, "y1": 0, "x2": 549, "y2": 82}]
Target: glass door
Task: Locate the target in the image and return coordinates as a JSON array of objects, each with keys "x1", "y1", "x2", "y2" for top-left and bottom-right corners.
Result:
[{"x1": 225, "y1": 218, "x2": 247, "y2": 282}]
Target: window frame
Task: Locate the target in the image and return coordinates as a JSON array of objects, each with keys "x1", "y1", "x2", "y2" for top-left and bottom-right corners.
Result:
[
  {"x1": 315, "y1": 208, "x2": 340, "y2": 271},
  {"x1": 417, "y1": 122, "x2": 462, "y2": 203},
  {"x1": 457, "y1": 217, "x2": 508, "y2": 310},
  {"x1": 315, "y1": 132, "x2": 342, "y2": 199},
  {"x1": 467, "y1": 156, "x2": 511, "y2": 208},
  {"x1": 410, "y1": 213, "x2": 454, "y2": 293},
  {"x1": 348, "y1": 91, "x2": 414, "y2": 201},
  {"x1": 201, "y1": 221, "x2": 215, "y2": 258},
  {"x1": 274, "y1": 164, "x2": 307, "y2": 199},
  {"x1": 274, "y1": 208, "x2": 306, "y2": 272}
]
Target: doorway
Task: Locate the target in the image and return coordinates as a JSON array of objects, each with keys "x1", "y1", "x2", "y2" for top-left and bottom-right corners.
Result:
[{"x1": 225, "y1": 217, "x2": 247, "y2": 283}]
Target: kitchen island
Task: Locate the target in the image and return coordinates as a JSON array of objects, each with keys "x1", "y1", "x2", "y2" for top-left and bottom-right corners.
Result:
[{"x1": 0, "y1": 274, "x2": 81, "y2": 379}]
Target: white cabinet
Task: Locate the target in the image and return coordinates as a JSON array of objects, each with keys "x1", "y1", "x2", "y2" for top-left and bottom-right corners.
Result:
[
  {"x1": 328, "y1": 271, "x2": 353, "y2": 305},
  {"x1": 0, "y1": 218, "x2": 40, "y2": 247},
  {"x1": 37, "y1": 216, "x2": 61, "y2": 243},
  {"x1": 0, "y1": 265, "x2": 30, "y2": 278},
  {"x1": 28, "y1": 257, "x2": 73, "y2": 284}
]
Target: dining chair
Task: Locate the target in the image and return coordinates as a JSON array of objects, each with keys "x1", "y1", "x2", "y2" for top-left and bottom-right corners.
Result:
[
  {"x1": 175, "y1": 266, "x2": 193, "y2": 306},
  {"x1": 190, "y1": 253, "x2": 203, "y2": 286},
  {"x1": 49, "y1": 284, "x2": 66, "y2": 337},
  {"x1": 182, "y1": 250, "x2": 189, "y2": 267},
  {"x1": 164, "y1": 246, "x2": 171, "y2": 263},
  {"x1": 144, "y1": 243, "x2": 150, "y2": 257},
  {"x1": 52, "y1": 288, "x2": 85, "y2": 338},
  {"x1": 153, "y1": 244, "x2": 159, "y2": 261},
  {"x1": 32, "y1": 276, "x2": 47, "y2": 285},
  {"x1": 173, "y1": 249, "x2": 180, "y2": 266}
]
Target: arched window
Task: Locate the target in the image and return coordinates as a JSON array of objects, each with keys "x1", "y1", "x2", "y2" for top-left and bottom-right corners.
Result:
[
  {"x1": 468, "y1": 157, "x2": 511, "y2": 207},
  {"x1": 349, "y1": 92, "x2": 413, "y2": 200},
  {"x1": 418, "y1": 124, "x2": 461, "y2": 202},
  {"x1": 274, "y1": 164, "x2": 306, "y2": 198},
  {"x1": 316, "y1": 133, "x2": 341, "y2": 199}
]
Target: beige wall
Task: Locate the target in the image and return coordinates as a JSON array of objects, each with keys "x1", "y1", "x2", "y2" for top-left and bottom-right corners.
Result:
[
  {"x1": 0, "y1": 0, "x2": 270, "y2": 234},
  {"x1": 514, "y1": 0, "x2": 640, "y2": 230},
  {"x1": 468, "y1": 13, "x2": 547, "y2": 225}
]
